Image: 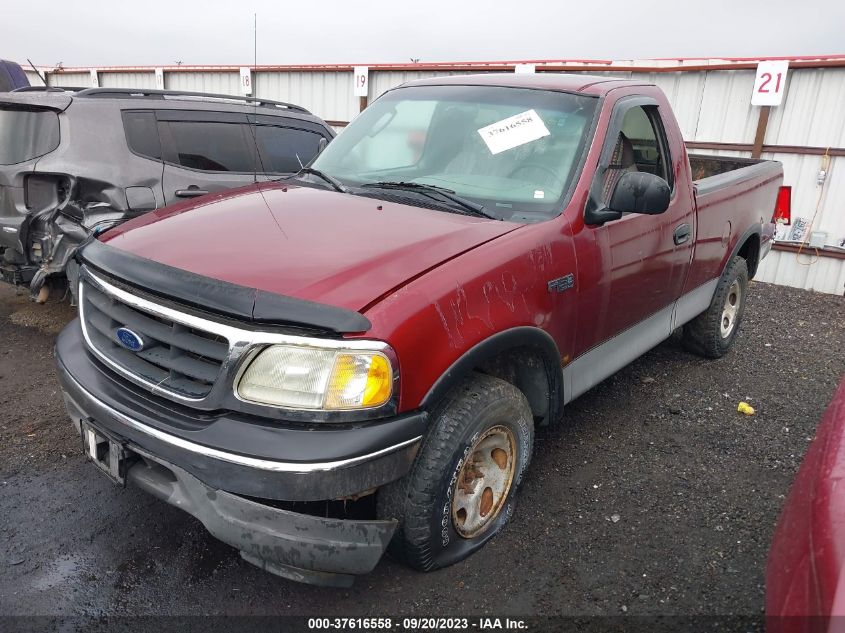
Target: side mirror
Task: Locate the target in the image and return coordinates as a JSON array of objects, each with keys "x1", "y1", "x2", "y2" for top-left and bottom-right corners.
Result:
[
  {"x1": 317, "y1": 137, "x2": 329, "y2": 153},
  {"x1": 608, "y1": 171, "x2": 670, "y2": 216}
]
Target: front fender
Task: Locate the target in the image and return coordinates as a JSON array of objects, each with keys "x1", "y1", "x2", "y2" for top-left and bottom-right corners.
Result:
[
  {"x1": 361, "y1": 220, "x2": 575, "y2": 421},
  {"x1": 420, "y1": 326, "x2": 563, "y2": 424}
]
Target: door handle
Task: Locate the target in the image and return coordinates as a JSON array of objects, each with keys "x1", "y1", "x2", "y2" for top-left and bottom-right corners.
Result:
[
  {"x1": 175, "y1": 187, "x2": 209, "y2": 198},
  {"x1": 673, "y1": 223, "x2": 692, "y2": 245}
]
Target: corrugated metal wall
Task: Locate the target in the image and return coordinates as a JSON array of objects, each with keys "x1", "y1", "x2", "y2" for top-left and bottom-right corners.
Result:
[
  {"x1": 47, "y1": 72, "x2": 90, "y2": 88},
  {"x1": 99, "y1": 71, "x2": 156, "y2": 89},
  {"x1": 164, "y1": 70, "x2": 240, "y2": 95},
  {"x1": 30, "y1": 63, "x2": 845, "y2": 294},
  {"x1": 255, "y1": 72, "x2": 358, "y2": 122},
  {"x1": 756, "y1": 248, "x2": 845, "y2": 294}
]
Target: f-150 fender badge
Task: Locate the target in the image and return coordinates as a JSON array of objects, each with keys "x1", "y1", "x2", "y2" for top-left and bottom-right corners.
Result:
[{"x1": 548, "y1": 273, "x2": 575, "y2": 293}]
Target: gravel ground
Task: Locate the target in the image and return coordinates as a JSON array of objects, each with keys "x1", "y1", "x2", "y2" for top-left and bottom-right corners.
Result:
[{"x1": 0, "y1": 281, "x2": 842, "y2": 618}]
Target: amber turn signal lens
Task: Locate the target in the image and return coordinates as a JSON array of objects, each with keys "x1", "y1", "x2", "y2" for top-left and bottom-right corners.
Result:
[
  {"x1": 362, "y1": 354, "x2": 392, "y2": 407},
  {"x1": 324, "y1": 352, "x2": 393, "y2": 409}
]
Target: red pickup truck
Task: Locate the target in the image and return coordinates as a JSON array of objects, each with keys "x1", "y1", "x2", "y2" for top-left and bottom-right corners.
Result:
[{"x1": 55, "y1": 73, "x2": 786, "y2": 586}]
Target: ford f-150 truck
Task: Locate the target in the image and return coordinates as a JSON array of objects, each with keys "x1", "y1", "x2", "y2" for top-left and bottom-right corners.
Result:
[{"x1": 54, "y1": 73, "x2": 787, "y2": 586}]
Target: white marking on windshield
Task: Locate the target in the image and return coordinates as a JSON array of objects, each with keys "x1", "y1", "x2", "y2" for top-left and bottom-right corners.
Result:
[{"x1": 477, "y1": 109, "x2": 550, "y2": 155}]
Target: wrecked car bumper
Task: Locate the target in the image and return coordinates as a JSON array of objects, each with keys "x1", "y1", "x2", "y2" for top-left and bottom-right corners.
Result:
[
  {"x1": 55, "y1": 321, "x2": 426, "y2": 585},
  {"x1": 126, "y1": 447, "x2": 397, "y2": 587}
]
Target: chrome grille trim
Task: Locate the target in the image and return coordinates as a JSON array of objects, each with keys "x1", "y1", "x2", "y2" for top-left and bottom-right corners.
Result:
[{"x1": 77, "y1": 266, "x2": 386, "y2": 409}]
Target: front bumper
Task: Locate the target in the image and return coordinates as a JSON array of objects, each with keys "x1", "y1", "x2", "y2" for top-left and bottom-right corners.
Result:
[
  {"x1": 56, "y1": 320, "x2": 426, "y2": 501},
  {"x1": 125, "y1": 446, "x2": 395, "y2": 587},
  {"x1": 55, "y1": 320, "x2": 428, "y2": 585}
]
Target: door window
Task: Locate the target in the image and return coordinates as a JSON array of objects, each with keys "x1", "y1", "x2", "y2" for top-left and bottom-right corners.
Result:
[
  {"x1": 255, "y1": 126, "x2": 326, "y2": 173},
  {"x1": 619, "y1": 106, "x2": 671, "y2": 184},
  {"x1": 122, "y1": 111, "x2": 161, "y2": 161},
  {"x1": 602, "y1": 105, "x2": 672, "y2": 203},
  {"x1": 164, "y1": 121, "x2": 254, "y2": 172}
]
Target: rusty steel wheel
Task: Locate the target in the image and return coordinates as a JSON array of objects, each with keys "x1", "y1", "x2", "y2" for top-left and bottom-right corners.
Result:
[
  {"x1": 682, "y1": 256, "x2": 749, "y2": 359},
  {"x1": 378, "y1": 373, "x2": 534, "y2": 571},
  {"x1": 451, "y1": 425, "x2": 517, "y2": 538},
  {"x1": 720, "y1": 279, "x2": 742, "y2": 339}
]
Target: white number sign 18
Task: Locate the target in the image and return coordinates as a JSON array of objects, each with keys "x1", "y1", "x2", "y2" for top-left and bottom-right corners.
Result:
[
  {"x1": 239, "y1": 67, "x2": 252, "y2": 96},
  {"x1": 353, "y1": 66, "x2": 369, "y2": 98},
  {"x1": 751, "y1": 60, "x2": 789, "y2": 107}
]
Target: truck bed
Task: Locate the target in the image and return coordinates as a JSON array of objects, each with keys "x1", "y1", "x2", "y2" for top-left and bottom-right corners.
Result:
[
  {"x1": 689, "y1": 154, "x2": 770, "y2": 181},
  {"x1": 684, "y1": 153, "x2": 783, "y2": 291}
]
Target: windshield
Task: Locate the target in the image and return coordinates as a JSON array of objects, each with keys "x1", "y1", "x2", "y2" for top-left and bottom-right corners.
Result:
[{"x1": 311, "y1": 84, "x2": 598, "y2": 222}]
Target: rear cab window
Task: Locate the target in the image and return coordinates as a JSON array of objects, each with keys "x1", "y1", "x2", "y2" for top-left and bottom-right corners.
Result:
[{"x1": 0, "y1": 107, "x2": 60, "y2": 165}]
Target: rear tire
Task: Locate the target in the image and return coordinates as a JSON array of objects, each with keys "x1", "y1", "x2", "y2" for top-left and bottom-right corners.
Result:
[
  {"x1": 378, "y1": 373, "x2": 534, "y2": 571},
  {"x1": 682, "y1": 256, "x2": 749, "y2": 359}
]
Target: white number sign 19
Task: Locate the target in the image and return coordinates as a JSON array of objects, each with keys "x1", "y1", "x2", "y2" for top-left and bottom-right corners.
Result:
[
  {"x1": 751, "y1": 60, "x2": 789, "y2": 107},
  {"x1": 353, "y1": 66, "x2": 369, "y2": 98}
]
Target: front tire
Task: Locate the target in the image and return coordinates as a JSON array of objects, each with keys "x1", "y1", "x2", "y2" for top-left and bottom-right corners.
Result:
[
  {"x1": 379, "y1": 373, "x2": 534, "y2": 571},
  {"x1": 683, "y1": 256, "x2": 749, "y2": 358}
]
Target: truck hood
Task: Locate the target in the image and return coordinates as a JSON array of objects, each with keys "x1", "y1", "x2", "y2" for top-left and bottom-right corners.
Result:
[{"x1": 100, "y1": 182, "x2": 520, "y2": 313}]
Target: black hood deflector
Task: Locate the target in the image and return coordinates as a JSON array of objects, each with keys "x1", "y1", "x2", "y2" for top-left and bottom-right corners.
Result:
[{"x1": 78, "y1": 239, "x2": 372, "y2": 334}]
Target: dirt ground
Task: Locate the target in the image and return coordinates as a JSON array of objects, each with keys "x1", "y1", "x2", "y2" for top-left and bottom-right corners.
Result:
[{"x1": 0, "y1": 281, "x2": 842, "y2": 618}]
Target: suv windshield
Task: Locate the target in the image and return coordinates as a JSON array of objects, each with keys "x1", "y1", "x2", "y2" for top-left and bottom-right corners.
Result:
[
  {"x1": 312, "y1": 84, "x2": 598, "y2": 221},
  {"x1": 0, "y1": 107, "x2": 60, "y2": 165}
]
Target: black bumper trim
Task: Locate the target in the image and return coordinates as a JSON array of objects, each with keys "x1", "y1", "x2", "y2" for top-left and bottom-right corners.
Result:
[
  {"x1": 126, "y1": 447, "x2": 396, "y2": 586},
  {"x1": 65, "y1": 367, "x2": 421, "y2": 473}
]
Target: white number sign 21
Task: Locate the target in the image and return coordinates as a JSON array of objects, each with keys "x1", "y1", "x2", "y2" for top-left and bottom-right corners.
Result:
[{"x1": 751, "y1": 60, "x2": 789, "y2": 107}]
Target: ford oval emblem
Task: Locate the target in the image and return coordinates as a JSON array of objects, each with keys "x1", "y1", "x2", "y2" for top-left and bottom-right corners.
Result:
[{"x1": 115, "y1": 327, "x2": 146, "y2": 352}]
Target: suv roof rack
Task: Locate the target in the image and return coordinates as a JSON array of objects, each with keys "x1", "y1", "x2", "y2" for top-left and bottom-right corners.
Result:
[
  {"x1": 12, "y1": 86, "x2": 87, "y2": 93},
  {"x1": 73, "y1": 87, "x2": 311, "y2": 114}
]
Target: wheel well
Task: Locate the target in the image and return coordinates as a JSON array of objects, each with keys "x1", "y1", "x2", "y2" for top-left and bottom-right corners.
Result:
[
  {"x1": 420, "y1": 327, "x2": 564, "y2": 427},
  {"x1": 736, "y1": 233, "x2": 761, "y2": 278},
  {"x1": 476, "y1": 347, "x2": 555, "y2": 426}
]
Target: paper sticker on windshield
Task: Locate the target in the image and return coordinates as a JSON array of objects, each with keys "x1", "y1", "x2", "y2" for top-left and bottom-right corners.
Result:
[{"x1": 477, "y1": 109, "x2": 550, "y2": 155}]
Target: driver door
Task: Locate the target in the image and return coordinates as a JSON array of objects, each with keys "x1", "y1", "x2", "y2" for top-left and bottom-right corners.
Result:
[{"x1": 588, "y1": 98, "x2": 694, "y2": 345}]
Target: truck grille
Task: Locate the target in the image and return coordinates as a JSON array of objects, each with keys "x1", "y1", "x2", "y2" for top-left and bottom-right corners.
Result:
[{"x1": 79, "y1": 276, "x2": 229, "y2": 399}]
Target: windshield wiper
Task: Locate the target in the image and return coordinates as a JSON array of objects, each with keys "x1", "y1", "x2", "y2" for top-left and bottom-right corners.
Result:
[
  {"x1": 360, "y1": 181, "x2": 497, "y2": 219},
  {"x1": 291, "y1": 167, "x2": 347, "y2": 193}
]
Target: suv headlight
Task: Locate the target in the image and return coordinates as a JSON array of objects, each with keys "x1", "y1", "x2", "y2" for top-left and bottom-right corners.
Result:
[{"x1": 236, "y1": 344, "x2": 394, "y2": 410}]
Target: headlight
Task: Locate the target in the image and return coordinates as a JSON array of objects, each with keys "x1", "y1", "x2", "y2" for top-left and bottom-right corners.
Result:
[{"x1": 236, "y1": 344, "x2": 393, "y2": 410}]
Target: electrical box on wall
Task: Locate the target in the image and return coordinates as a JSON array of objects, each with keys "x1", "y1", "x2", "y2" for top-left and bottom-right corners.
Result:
[{"x1": 809, "y1": 231, "x2": 828, "y2": 248}]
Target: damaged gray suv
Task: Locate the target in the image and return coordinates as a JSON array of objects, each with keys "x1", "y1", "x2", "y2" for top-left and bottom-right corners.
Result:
[{"x1": 0, "y1": 87, "x2": 335, "y2": 300}]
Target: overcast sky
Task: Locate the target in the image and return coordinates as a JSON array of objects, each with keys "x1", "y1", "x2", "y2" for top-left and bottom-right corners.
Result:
[{"x1": 6, "y1": 0, "x2": 843, "y2": 67}]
